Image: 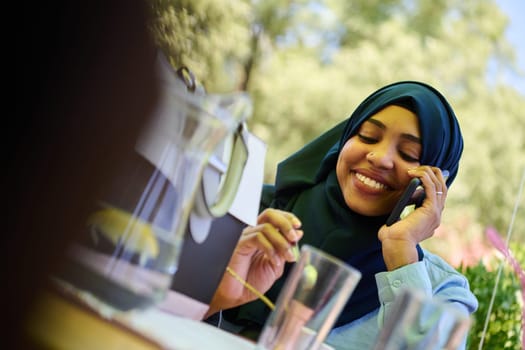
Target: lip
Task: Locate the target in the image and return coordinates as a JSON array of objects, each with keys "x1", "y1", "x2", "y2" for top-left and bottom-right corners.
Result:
[
  {"x1": 351, "y1": 176, "x2": 384, "y2": 198},
  {"x1": 353, "y1": 169, "x2": 393, "y2": 190}
]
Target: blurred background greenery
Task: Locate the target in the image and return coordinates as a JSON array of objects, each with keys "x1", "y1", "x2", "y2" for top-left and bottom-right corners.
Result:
[{"x1": 147, "y1": 0, "x2": 524, "y2": 348}]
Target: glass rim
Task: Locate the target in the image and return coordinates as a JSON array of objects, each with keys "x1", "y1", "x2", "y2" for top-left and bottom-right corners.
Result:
[
  {"x1": 395, "y1": 287, "x2": 472, "y2": 323},
  {"x1": 300, "y1": 244, "x2": 362, "y2": 278}
]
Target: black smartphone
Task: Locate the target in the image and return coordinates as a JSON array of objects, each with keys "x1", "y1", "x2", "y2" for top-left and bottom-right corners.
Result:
[{"x1": 386, "y1": 170, "x2": 449, "y2": 226}]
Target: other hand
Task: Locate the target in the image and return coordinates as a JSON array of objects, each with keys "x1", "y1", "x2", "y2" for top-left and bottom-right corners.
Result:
[
  {"x1": 206, "y1": 208, "x2": 303, "y2": 316},
  {"x1": 378, "y1": 166, "x2": 447, "y2": 270}
]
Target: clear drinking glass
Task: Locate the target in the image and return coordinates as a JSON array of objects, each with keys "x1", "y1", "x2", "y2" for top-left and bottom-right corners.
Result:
[
  {"x1": 257, "y1": 245, "x2": 362, "y2": 350},
  {"x1": 56, "y1": 62, "x2": 252, "y2": 311},
  {"x1": 372, "y1": 288, "x2": 472, "y2": 350}
]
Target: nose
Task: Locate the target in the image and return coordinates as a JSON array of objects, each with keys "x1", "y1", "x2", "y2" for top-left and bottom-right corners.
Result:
[{"x1": 366, "y1": 145, "x2": 394, "y2": 169}]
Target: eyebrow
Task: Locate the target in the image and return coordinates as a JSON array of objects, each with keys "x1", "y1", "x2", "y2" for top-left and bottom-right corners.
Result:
[{"x1": 366, "y1": 118, "x2": 422, "y2": 144}]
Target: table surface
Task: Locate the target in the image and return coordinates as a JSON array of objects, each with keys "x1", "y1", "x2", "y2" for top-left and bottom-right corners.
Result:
[{"x1": 26, "y1": 288, "x2": 257, "y2": 350}]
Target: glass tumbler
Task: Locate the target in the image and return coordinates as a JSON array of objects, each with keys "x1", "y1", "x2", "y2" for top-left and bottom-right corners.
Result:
[
  {"x1": 257, "y1": 245, "x2": 362, "y2": 350},
  {"x1": 372, "y1": 288, "x2": 472, "y2": 350}
]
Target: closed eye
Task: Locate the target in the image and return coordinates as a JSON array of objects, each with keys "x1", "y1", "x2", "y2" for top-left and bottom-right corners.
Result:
[
  {"x1": 399, "y1": 151, "x2": 419, "y2": 163},
  {"x1": 358, "y1": 134, "x2": 377, "y2": 144}
]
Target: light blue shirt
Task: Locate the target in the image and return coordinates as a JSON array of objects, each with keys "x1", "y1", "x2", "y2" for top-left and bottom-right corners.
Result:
[{"x1": 326, "y1": 249, "x2": 478, "y2": 350}]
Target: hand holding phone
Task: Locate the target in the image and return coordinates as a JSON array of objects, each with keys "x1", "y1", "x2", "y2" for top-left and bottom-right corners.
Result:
[{"x1": 386, "y1": 170, "x2": 449, "y2": 226}]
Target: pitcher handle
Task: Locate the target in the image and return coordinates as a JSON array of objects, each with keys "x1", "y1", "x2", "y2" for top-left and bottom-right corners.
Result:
[{"x1": 194, "y1": 123, "x2": 249, "y2": 218}]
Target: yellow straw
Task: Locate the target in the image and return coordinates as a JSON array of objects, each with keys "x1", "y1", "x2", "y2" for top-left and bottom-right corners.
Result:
[{"x1": 225, "y1": 266, "x2": 275, "y2": 310}]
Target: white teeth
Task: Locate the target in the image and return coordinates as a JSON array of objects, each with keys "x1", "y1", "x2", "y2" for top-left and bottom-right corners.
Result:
[{"x1": 355, "y1": 173, "x2": 387, "y2": 190}]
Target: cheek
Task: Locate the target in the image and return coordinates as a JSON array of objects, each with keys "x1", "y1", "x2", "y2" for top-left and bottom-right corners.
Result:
[
  {"x1": 337, "y1": 139, "x2": 364, "y2": 168},
  {"x1": 336, "y1": 143, "x2": 353, "y2": 175},
  {"x1": 336, "y1": 140, "x2": 363, "y2": 188}
]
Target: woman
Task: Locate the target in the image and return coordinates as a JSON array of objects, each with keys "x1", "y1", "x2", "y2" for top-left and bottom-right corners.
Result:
[{"x1": 206, "y1": 81, "x2": 478, "y2": 349}]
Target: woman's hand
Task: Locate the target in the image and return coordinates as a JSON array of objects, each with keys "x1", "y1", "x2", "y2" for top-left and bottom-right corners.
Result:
[
  {"x1": 378, "y1": 166, "x2": 447, "y2": 270},
  {"x1": 206, "y1": 208, "x2": 303, "y2": 317}
]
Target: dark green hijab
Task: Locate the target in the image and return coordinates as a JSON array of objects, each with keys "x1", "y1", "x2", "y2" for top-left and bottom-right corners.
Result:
[{"x1": 225, "y1": 81, "x2": 464, "y2": 332}]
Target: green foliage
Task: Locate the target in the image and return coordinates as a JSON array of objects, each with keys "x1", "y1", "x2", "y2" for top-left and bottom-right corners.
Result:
[
  {"x1": 460, "y1": 242, "x2": 524, "y2": 350},
  {"x1": 149, "y1": 0, "x2": 525, "y2": 243},
  {"x1": 149, "y1": 0, "x2": 252, "y2": 92}
]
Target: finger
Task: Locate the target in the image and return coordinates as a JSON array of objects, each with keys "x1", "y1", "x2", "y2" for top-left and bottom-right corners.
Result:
[
  {"x1": 263, "y1": 208, "x2": 302, "y2": 227},
  {"x1": 258, "y1": 222, "x2": 300, "y2": 261},
  {"x1": 241, "y1": 229, "x2": 282, "y2": 266},
  {"x1": 243, "y1": 223, "x2": 299, "y2": 262},
  {"x1": 409, "y1": 166, "x2": 446, "y2": 203},
  {"x1": 281, "y1": 210, "x2": 302, "y2": 229},
  {"x1": 242, "y1": 224, "x2": 285, "y2": 252},
  {"x1": 258, "y1": 209, "x2": 302, "y2": 243},
  {"x1": 427, "y1": 167, "x2": 448, "y2": 201},
  {"x1": 433, "y1": 167, "x2": 448, "y2": 195}
]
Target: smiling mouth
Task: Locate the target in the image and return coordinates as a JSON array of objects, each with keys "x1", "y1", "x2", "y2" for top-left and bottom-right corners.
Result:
[{"x1": 355, "y1": 172, "x2": 387, "y2": 191}]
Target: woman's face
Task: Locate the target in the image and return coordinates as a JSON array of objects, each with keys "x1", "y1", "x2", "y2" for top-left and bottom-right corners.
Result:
[{"x1": 336, "y1": 105, "x2": 422, "y2": 216}]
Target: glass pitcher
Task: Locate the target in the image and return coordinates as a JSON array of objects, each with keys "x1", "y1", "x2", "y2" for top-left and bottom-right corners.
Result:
[{"x1": 56, "y1": 54, "x2": 252, "y2": 311}]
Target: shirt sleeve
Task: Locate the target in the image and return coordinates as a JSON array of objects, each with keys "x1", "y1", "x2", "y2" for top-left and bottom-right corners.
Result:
[
  {"x1": 374, "y1": 261, "x2": 476, "y2": 350},
  {"x1": 375, "y1": 261, "x2": 432, "y2": 322}
]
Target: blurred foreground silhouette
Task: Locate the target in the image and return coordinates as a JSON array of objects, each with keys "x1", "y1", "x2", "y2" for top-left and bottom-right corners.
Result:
[{"x1": 10, "y1": 1, "x2": 160, "y2": 347}]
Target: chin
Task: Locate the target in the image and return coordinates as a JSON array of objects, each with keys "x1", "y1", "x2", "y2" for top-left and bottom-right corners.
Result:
[{"x1": 347, "y1": 200, "x2": 390, "y2": 217}]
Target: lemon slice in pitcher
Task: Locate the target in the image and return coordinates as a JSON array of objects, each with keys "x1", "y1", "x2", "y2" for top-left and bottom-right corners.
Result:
[{"x1": 87, "y1": 207, "x2": 159, "y2": 263}]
